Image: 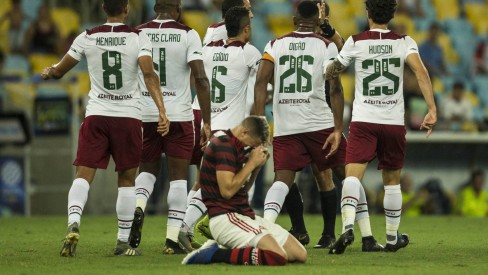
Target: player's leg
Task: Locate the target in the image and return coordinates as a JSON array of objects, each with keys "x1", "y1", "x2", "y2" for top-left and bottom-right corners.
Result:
[
  {"x1": 113, "y1": 167, "x2": 141, "y2": 256},
  {"x1": 311, "y1": 165, "x2": 337, "y2": 249},
  {"x1": 333, "y1": 165, "x2": 383, "y2": 251},
  {"x1": 282, "y1": 182, "x2": 308, "y2": 243},
  {"x1": 130, "y1": 122, "x2": 162, "y2": 248},
  {"x1": 263, "y1": 135, "x2": 307, "y2": 223},
  {"x1": 61, "y1": 116, "x2": 110, "y2": 257},
  {"x1": 111, "y1": 117, "x2": 143, "y2": 256},
  {"x1": 378, "y1": 124, "x2": 409, "y2": 252},
  {"x1": 263, "y1": 170, "x2": 295, "y2": 222}
]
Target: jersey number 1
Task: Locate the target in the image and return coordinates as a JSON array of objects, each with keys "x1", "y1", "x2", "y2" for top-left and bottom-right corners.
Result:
[
  {"x1": 152, "y1": 48, "x2": 166, "y2": 86},
  {"x1": 102, "y1": 51, "x2": 123, "y2": 90}
]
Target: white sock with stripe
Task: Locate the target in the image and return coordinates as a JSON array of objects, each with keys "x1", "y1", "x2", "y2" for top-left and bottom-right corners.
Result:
[
  {"x1": 263, "y1": 181, "x2": 289, "y2": 223},
  {"x1": 341, "y1": 176, "x2": 360, "y2": 233},
  {"x1": 67, "y1": 178, "x2": 90, "y2": 226},
  {"x1": 135, "y1": 172, "x2": 156, "y2": 212},
  {"x1": 116, "y1": 187, "x2": 136, "y2": 242},
  {"x1": 356, "y1": 183, "x2": 372, "y2": 237},
  {"x1": 167, "y1": 180, "x2": 187, "y2": 242},
  {"x1": 182, "y1": 189, "x2": 206, "y2": 233},
  {"x1": 384, "y1": 184, "x2": 402, "y2": 245},
  {"x1": 186, "y1": 189, "x2": 197, "y2": 206}
]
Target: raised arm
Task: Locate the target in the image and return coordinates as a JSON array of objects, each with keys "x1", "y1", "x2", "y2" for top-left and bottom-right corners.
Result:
[
  {"x1": 138, "y1": 55, "x2": 170, "y2": 136},
  {"x1": 406, "y1": 53, "x2": 437, "y2": 137},
  {"x1": 254, "y1": 59, "x2": 274, "y2": 116},
  {"x1": 189, "y1": 60, "x2": 211, "y2": 144}
]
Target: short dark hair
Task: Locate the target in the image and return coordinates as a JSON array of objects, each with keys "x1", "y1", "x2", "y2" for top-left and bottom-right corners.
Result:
[
  {"x1": 365, "y1": 0, "x2": 397, "y2": 25},
  {"x1": 470, "y1": 169, "x2": 485, "y2": 182},
  {"x1": 102, "y1": 0, "x2": 128, "y2": 17},
  {"x1": 297, "y1": 0, "x2": 319, "y2": 19},
  {"x1": 222, "y1": 0, "x2": 244, "y2": 18},
  {"x1": 242, "y1": 116, "x2": 270, "y2": 145},
  {"x1": 225, "y1": 6, "x2": 249, "y2": 37},
  {"x1": 453, "y1": 81, "x2": 464, "y2": 90}
]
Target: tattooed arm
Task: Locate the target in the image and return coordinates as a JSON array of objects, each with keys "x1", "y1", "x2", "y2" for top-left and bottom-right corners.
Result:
[{"x1": 325, "y1": 59, "x2": 347, "y2": 80}]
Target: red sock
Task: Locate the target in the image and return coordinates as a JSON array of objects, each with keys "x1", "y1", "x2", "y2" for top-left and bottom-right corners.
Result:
[{"x1": 225, "y1": 247, "x2": 287, "y2": 266}]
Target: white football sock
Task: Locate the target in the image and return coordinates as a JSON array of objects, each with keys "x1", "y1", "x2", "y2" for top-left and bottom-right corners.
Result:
[
  {"x1": 135, "y1": 172, "x2": 156, "y2": 212},
  {"x1": 263, "y1": 181, "x2": 289, "y2": 223},
  {"x1": 167, "y1": 180, "x2": 187, "y2": 242},
  {"x1": 182, "y1": 189, "x2": 206, "y2": 233},
  {"x1": 341, "y1": 176, "x2": 360, "y2": 233},
  {"x1": 187, "y1": 189, "x2": 197, "y2": 206},
  {"x1": 67, "y1": 178, "x2": 90, "y2": 226},
  {"x1": 384, "y1": 184, "x2": 402, "y2": 245},
  {"x1": 116, "y1": 187, "x2": 136, "y2": 242},
  {"x1": 356, "y1": 183, "x2": 372, "y2": 237}
]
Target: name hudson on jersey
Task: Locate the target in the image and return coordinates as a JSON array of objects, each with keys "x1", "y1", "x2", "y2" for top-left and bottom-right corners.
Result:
[{"x1": 98, "y1": 94, "x2": 133, "y2": 100}]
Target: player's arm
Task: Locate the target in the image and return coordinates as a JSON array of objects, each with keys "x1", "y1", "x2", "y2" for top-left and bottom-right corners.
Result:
[
  {"x1": 317, "y1": 1, "x2": 344, "y2": 51},
  {"x1": 217, "y1": 145, "x2": 268, "y2": 200},
  {"x1": 138, "y1": 55, "x2": 170, "y2": 136},
  {"x1": 406, "y1": 53, "x2": 437, "y2": 137},
  {"x1": 189, "y1": 60, "x2": 211, "y2": 142},
  {"x1": 325, "y1": 59, "x2": 347, "y2": 81},
  {"x1": 254, "y1": 59, "x2": 274, "y2": 116},
  {"x1": 40, "y1": 54, "x2": 78, "y2": 80}
]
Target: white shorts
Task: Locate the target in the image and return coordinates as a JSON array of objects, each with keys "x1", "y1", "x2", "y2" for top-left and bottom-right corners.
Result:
[{"x1": 209, "y1": 213, "x2": 290, "y2": 249}]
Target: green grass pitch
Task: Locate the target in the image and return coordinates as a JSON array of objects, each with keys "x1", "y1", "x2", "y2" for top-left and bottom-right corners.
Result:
[{"x1": 1, "y1": 215, "x2": 488, "y2": 274}]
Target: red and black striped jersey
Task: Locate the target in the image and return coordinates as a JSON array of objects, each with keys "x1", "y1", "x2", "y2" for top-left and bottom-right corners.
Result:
[{"x1": 200, "y1": 130, "x2": 255, "y2": 219}]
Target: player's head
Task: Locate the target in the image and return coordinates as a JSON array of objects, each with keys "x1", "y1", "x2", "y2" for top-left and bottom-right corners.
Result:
[
  {"x1": 102, "y1": 0, "x2": 129, "y2": 17},
  {"x1": 154, "y1": 0, "x2": 182, "y2": 20},
  {"x1": 293, "y1": 1, "x2": 320, "y2": 29},
  {"x1": 365, "y1": 0, "x2": 397, "y2": 25},
  {"x1": 225, "y1": 6, "x2": 251, "y2": 41},
  {"x1": 237, "y1": 116, "x2": 270, "y2": 147},
  {"x1": 222, "y1": 0, "x2": 253, "y2": 19}
]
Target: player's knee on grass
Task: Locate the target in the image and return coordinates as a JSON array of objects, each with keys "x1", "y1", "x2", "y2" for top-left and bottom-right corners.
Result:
[{"x1": 283, "y1": 234, "x2": 308, "y2": 263}]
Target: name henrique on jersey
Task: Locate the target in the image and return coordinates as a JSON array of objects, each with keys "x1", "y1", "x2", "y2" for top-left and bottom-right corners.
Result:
[
  {"x1": 137, "y1": 19, "x2": 203, "y2": 122},
  {"x1": 337, "y1": 29, "x2": 419, "y2": 125},
  {"x1": 203, "y1": 40, "x2": 261, "y2": 130},
  {"x1": 263, "y1": 31, "x2": 337, "y2": 137},
  {"x1": 68, "y1": 23, "x2": 152, "y2": 119}
]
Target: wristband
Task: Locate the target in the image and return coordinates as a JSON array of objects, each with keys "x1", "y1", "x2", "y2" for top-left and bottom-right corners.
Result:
[{"x1": 320, "y1": 20, "x2": 336, "y2": 39}]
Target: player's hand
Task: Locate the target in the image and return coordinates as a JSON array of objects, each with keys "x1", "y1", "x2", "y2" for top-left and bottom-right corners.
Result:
[
  {"x1": 40, "y1": 66, "x2": 53, "y2": 80},
  {"x1": 317, "y1": 0, "x2": 328, "y2": 25},
  {"x1": 420, "y1": 110, "x2": 437, "y2": 138},
  {"x1": 323, "y1": 130, "x2": 341, "y2": 159},
  {"x1": 248, "y1": 145, "x2": 269, "y2": 168},
  {"x1": 157, "y1": 112, "x2": 170, "y2": 136},
  {"x1": 200, "y1": 123, "x2": 212, "y2": 151}
]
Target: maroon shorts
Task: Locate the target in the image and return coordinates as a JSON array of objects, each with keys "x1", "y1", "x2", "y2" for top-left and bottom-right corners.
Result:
[
  {"x1": 346, "y1": 121, "x2": 406, "y2": 170},
  {"x1": 190, "y1": 109, "x2": 203, "y2": 165},
  {"x1": 273, "y1": 128, "x2": 347, "y2": 172},
  {"x1": 74, "y1": 115, "x2": 142, "y2": 171},
  {"x1": 141, "y1": 120, "x2": 195, "y2": 162}
]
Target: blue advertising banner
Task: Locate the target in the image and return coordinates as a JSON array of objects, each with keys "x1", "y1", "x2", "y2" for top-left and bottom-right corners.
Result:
[{"x1": 0, "y1": 156, "x2": 25, "y2": 216}]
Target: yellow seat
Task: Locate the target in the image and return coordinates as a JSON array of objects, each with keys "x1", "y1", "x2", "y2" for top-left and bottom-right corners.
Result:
[
  {"x1": 410, "y1": 31, "x2": 427, "y2": 45},
  {"x1": 267, "y1": 15, "x2": 294, "y2": 37},
  {"x1": 328, "y1": 2, "x2": 352, "y2": 22},
  {"x1": 3, "y1": 82, "x2": 35, "y2": 111},
  {"x1": 474, "y1": 18, "x2": 488, "y2": 35},
  {"x1": 29, "y1": 54, "x2": 60, "y2": 74},
  {"x1": 432, "y1": 0, "x2": 459, "y2": 20},
  {"x1": 438, "y1": 34, "x2": 459, "y2": 65},
  {"x1": 464, "y1": 3, "x2": 488, "y2": 27},
  {"x1": 50, "y1": 8, "x2": 80, "y2": 39},
  {"x1": 347, "y1": 0, "x2": 366, "y2": 17},
  {"x1": 432, "y1": 77, "x2": 444, "y2": 94},
  {"x1": 465, "y1": 91, "x2": 480, "y2": 107},
  {"x1": 392, "y1": 14, "x2": 416, "y2": 35},
  {"x1": 181, "y1": 11, "x2": 212, "y2": 40},
  {"x1": 335, "y1": 19, "x2": 358, "y2": 39}
]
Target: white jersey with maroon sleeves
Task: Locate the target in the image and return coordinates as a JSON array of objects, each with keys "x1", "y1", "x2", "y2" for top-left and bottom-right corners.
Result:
[
  {"x1": 203, "y1": 40, "x2": 261, "y2": 130},
  {"x1": 337, "y1": 29, "x2": 419, "y2": 125},
  {"x1": 68, "y1": 23, "x2": 152, "y2": 119},
  {"x1": 137, "y1": 19, "x2": 203, "y2": 122},
  {"x1": 263, "y1": 31, "x2": 337, "y2": 137}
]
